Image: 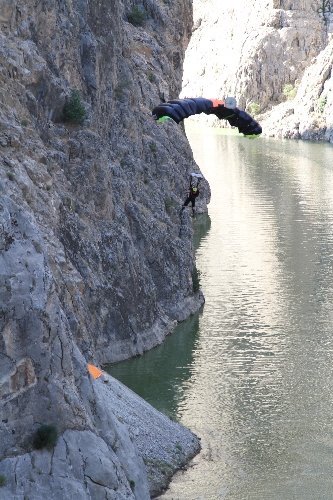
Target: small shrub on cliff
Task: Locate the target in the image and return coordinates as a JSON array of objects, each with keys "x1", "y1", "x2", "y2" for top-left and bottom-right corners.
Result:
[
  {"x1": 127, "y1": 6, "x2": 147, "y2": 26},
  {"x1": 317, "y1": 95, "x2": 327, "y2": 113},
  {"x1": 129, "y1": 480, "x2": 135, "y2": 491},
  {"x1": 147, "y1": 70, "x2": 156, "y2": 83},
  {"x1": 63, "y1": 90, "x2": 86, "y2": 124},
  {"x1": 149, "y1": 142, "x2": 157, "y2": 153},
  {"x1": 32, "y1": 424, "x2": 58, "y2": 451},
  {"x1": 192, "y1": 266, "x2": 201, "y2": 293},
  {"x1": 283, "y1": 83, "x2": 297, "y2": 100},
  {"x1": 247, "y1": 102, "x2": 260, "y2": 116},
  {"x1": 0, "y1": 475, "x2": 6, "y2": 487},
  {"x1": 7, "y1": 172, "x2": 15, "y2": 181}
]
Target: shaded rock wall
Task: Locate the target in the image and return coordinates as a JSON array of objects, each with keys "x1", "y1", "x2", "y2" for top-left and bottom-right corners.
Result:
[{"x1": 0, "y1": 0, "x2": 203, "y2": 497}]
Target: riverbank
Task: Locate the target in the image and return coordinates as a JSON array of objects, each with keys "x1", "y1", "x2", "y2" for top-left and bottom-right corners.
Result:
[
  {"x1": 0, "y1": 366, "x2": 201, "y2": 499},
  {"x1": 101, "y1": 373, "x2": 201, "y2": 498}
]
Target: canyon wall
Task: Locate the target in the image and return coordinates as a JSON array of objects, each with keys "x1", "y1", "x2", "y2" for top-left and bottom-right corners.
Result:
[
  {"x1": 182, "y1": 0, "x2": 333, "y2": 141},
  {"x1": 0, "y1": 0, "x2": 203, "y2": 497}
]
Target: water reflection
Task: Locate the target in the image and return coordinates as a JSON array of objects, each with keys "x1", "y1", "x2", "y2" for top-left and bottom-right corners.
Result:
[
  {"x1": 110, "y1": 127, "x2": 333, "y2": 499},
  {"x1": 107, "y1": 313, "x2": 201, "y2": 418},
  {"x1": 193, "y1": 213, "x2": 211, "y2": 251}
]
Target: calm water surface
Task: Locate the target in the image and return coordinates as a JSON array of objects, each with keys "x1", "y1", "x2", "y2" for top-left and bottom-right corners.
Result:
[{"x1": 109, "y1": 126, "x2": 333, "y2": 499}]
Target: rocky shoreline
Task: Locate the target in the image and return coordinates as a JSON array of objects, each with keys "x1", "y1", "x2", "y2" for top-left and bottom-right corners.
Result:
[{"x1": 0, "y1": 368, "x2": 201, "y2": 499}]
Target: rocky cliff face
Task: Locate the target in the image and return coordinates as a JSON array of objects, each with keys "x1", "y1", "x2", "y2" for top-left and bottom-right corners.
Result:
[
  {"x1": 182, "y1": 0, "x2": 333, "y2": 141},
  {"x1": 0, "y1": 0, "x2": 203, "y2": 497}
]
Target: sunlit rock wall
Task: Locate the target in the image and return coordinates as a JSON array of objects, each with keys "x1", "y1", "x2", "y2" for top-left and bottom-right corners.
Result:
[
  {"x1": 261, "y1": 37, "x2": 333, "y2": 140},
  {"x1": 182, "y1": 0, "x2": 333, "y2": 140}
]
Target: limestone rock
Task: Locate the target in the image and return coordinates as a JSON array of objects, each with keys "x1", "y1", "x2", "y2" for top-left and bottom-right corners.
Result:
[
  {"x1": 182, "y1": 0, "x2": 331, "y2": 141},
  {"x1": 0, "y1": 0, "x2": 203, "y2": 497}
]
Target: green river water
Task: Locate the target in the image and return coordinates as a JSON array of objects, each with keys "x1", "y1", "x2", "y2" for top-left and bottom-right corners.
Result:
[{"x1": 108, "y1": 125, "x2": 333, "y2": 499}]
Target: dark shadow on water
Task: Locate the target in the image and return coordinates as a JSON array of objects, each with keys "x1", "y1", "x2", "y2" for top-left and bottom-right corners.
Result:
[
  {"x1": 193, "y1": 212, "x2": 211, "y2": 251},
  {"x1": 105, "y1": 212, "x2": 211, "y2": 419},
  {"x1": 105, "y1": 313, "x2": 201, "y2": 419}
]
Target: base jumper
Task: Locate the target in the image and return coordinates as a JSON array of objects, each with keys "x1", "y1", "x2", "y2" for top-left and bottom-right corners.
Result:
[{"x1": 181, "y1": 173, "x2": 203, "y2": 216}]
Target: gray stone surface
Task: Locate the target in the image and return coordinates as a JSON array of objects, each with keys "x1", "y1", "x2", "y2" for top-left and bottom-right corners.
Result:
[
  {"x1": 262, "y1": 38, "x2": 333, "y2": 140},
  {"x1": 0, "y1": 0, "x2": 203, "y2": 497},
  {"x1": 182, "y1": 0, "x2": 333, "y2": 141}
]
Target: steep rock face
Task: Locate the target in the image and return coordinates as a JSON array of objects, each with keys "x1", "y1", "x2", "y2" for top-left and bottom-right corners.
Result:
[
  {"x1": 182, "y1": 0, "x2": 332, "y2": 139},
  {"x1": 261, "y1": 37, "x2": 333, "y2": 140},
  {"x1": 0, "y1": 0, "x2": 203, "y2": 497}
]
